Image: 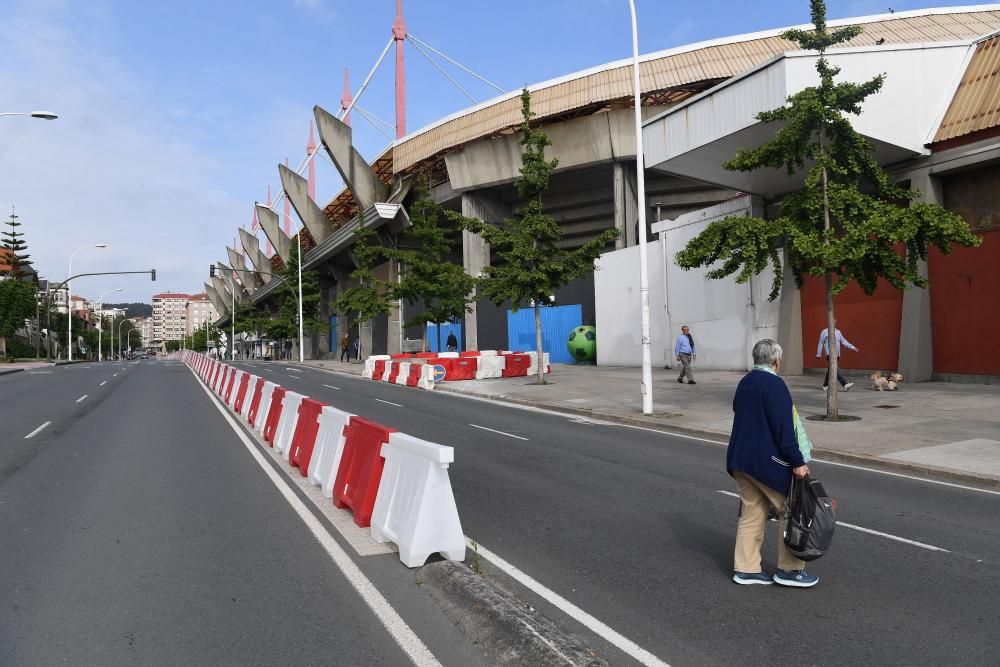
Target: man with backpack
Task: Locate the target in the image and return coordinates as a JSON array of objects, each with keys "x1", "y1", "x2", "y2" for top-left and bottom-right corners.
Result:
[{"x1": 727, "y1": 339, "x2": 819, "y2": 588}]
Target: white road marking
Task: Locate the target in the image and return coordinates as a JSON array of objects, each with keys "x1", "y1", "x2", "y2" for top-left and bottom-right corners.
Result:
[
  {"x1": 285, "y1": 367, "x2": 302, "y2": 373},
  {"x1": 76, "y1": 394, "x2": 88, "y2": 403},
  {"x1": 323, "y1": 384, "x2": 341, "y2": 390},
  {"x1": 191, "y1": 370, "x2": 439, "y2": 666},
  {"x1": 112, "y1": 373, "x2": 118, "y2": 377},
  {"x1": 99, "y1": 381, "x2": 107, "y2": 386},
  {"x1": 469, "y1": 538, "x2": 669, "y2": 667},
  {"x1": 24, "y1": 421, "x2": 51, "y2": 439},
  {"x1": 374, "y1": 398, "x2": 404, "y2": 408},
  {"x1": 715, "y1": 490, "x2": 952, "y2": 553},
  {"x1": 468, "y1": 423, "x2": 529, "y2": 441}
]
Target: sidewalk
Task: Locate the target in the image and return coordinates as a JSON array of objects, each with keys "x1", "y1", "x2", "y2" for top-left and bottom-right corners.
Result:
[{"x1": 299, "y1": 359, "x2": 1000, "y2": 488}]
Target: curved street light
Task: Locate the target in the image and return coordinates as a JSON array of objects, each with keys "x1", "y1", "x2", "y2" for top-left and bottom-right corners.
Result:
[
  {"x1": 0, "y1": 110, "x2": 58, "y2": 120},
  {"x1": 67, "y1": 243, "x2": 108, "y2": 361},
  {"x1": 117, "y1": 318, "x2": 131, "y2": 360},
  {"x1": 97, "y1": 288, "x2": 122, "y2": 362}
]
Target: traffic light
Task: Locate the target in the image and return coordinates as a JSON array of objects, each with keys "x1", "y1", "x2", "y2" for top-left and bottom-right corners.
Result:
[
  {"x1": 209, "y1": 264, "x2": 216, "y2": 278},
  {"x1": 151, "y1": 269, "x2": 156, "y2": 281}
]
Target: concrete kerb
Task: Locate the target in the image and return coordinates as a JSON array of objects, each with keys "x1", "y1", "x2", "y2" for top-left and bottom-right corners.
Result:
[
  {"x1": 0, "y1": 368, "x2": 24, "y2": 377},
  {"x1": 287, "y1": 361, "x2": 1000, "y2": 490}
]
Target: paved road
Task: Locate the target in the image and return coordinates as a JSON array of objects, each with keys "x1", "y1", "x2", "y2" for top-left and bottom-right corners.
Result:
[
  {"x1": 0, "y1": 361, "x2": 433, "y2": 665},
  {"x1": 230, "y1": 359, "x2": 1000, "y2": 666}
]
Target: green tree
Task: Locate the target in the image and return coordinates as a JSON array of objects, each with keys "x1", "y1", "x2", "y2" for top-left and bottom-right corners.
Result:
[
  {"x1": 2, "y1": 207, "x2": 31, "y2": 279},
  {"x1": 165, "y1": 340, "x2": 181, "y2": 353},
  {"x1": 0, "y1": 279, "x2": 36, "y2": 357},
  {"x1": 389, "y1": 179, "x2": 475, "y2": 352},
  {"x1": 674, "y1": 0, "x2": 980, "y2": 420},
  {"x1": 278, "y1": 241, "x2": 328, "y2": 358},
  {"x1": 332, "y1": 216, "x2": 393, "y2": 360},
  {"x1": 450, "y1": 89, "x2": 619, "y2": 384}
]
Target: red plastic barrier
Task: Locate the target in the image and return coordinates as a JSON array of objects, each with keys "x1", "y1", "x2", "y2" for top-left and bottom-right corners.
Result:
[
  {"x1": 224, "y1": 370, "x2": 238, "y2": 404},
  {"x1": 210, "y1": 363, "x2": 222, "y2": 389},
  {"x1": 233, "y1": 373, "x2": 251, "y2": 413},
  {"x1": 372, "y1": 359, "x2": 387, "y2": 381},
  {"x1": 405, "y1": 364, "x2": 422, "y2": 387},
  {"x1": 459, "y1": 350, "x2": 480, "y2": 357},
  {"x1": 449, "y1": 357, "x2": 477, "y2": 380},
  {"x1": 262, "y1": 386, "x2": 286, "y2": 445},
  {"x1": 387, "y1": 362, "x2": 402, "y2": 384},
  {"x1": 288, "y1": 398, "x2": 328, "y2": 476},
  {"x1": 246, "y1": 378, "x2": 265, "y2": 425},
  {"x1": 390, "y1": 353, "x2": 413, "y2": 360},
  {"x1": 414, "y1": 352, "x2": 436, "y2": 359},
  {"x1": 333, "y1": 416, "x2": 397, "y2": 527},
  {"x1": 502, "y1": 354, "x2": 531, "y2": 377}
]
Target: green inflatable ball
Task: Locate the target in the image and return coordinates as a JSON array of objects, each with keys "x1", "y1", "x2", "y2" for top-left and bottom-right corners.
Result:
[{"x1": 567, "y1": 325, "x2": 597, "y2": 362}]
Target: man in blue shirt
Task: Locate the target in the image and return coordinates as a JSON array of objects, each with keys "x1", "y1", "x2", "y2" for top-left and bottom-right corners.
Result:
[
  {"x1": 816, "y1": 320, "x2": 858, "y2": 391},
  {"x1": 675, "y1": 325, "x2": 696, "y2": 385}
]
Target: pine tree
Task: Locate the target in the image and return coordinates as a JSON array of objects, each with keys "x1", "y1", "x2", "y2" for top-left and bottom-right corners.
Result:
[
  {"x1": 675, "y1": 0, "x2": 980, "y2": 420},
  {"x1": 450, "y1": 89, "x2": 619, "y2": 384},
  {"x1": 2, "y1": 207, "x2": 31, "y2": 279},
  {"x1": 332, "y1": 217, "x2": 393, "y2": 360},
  {"x1": 388, "y1": 178, "x2": 475, "y2": 352}
]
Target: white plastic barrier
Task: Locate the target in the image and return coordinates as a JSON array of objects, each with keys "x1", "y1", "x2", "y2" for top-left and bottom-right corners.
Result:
[
  {"x1": 395, "y1": 362, "x2": 411, "y2": 386},
  {"x1": 254, "y1": 381, "x2": 277, "y2": 432},
  {"x1": 527, "y1": 352, "x2": 551, "y2": 376},
  {"x1": 479, "y1": 350, "x2": 499, "y2": 356},
  {"x1": 418, "y1": 364, "x2": 437, "y2": 391},
  {"x1": 274, "y1": 391, "x2": 306, "y2": 459},
  {"x1": 307, "y1": 406, "x2": 354, "y2": 498},
  {"x1": 363, "y1": 355, "x2": 391, "y2": 379},
  {"x1": 380, "y1": 361, "x2": 394, "y2": 383},
  {"x1": 437, "y1": 351, "x2": 459, "y2": 359},
  {"x1": 240, "y1": 375, "x2": 260, "y2": 420},
  {"x1": 475, "y1": 356, "x2": 506, "y2": 379},
  {"x1": 227, "y1": 370, "x2": 245, "y2": 408},
  {"x1": 371, "y1": 432, "x2": 466, "y2": 568}
]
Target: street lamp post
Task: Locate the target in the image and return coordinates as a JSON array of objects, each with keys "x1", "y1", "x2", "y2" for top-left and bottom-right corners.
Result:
[
  {"x1": 118, "y1": 318, "x2": 130, "y2": 359},
  {"x1": 628, "y1": 0, "x2": 654, "y2": 415},
  {"x1": 0, "y1": 111, "x2": 58, "y2": 120},
  {"x1": 97, "y1": 288, "x2": 122, "y2": 362},
  {"x1": 67, "y1": 243, "x2": 108, "y2": 361}
]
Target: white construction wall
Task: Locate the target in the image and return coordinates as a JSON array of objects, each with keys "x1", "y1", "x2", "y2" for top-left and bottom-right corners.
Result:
[{"x1": 595, "y1": 195, "x2": 783, "y2": 370}]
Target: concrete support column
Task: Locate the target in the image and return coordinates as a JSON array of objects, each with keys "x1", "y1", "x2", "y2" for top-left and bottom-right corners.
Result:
[
  {"x1": 613, "y1": 161, "x2": 638, "y2": 249},
  {"x1": 462, "y1": 193, "x2": 505, "y2": 351},
  {"x1": 315, "y1": 282, "x2": 334, "y2": 358},
  {"x1": 387, "y1": 261, "x2": 402, "y2": 356},
  {"x1": 898, "y1": 170, "x2": 939, "y2": 382},
  {"x1": 777, "y1": 245, "x2": 804, "y2": 376}
]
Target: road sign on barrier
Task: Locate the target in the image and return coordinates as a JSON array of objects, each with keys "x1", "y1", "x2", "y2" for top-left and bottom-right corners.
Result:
[{"x1": 432, "y1": 365, "x2": 446, "y2": 382}]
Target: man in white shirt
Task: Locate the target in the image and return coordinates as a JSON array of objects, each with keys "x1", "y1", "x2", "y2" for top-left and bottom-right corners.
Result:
[{"x1": 816, "y1": 320, "x2": 858, "y2": 391}]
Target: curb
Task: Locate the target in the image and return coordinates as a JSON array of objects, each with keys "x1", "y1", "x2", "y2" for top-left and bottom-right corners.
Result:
[
  {"x1": 0, "y1": 368, "x2": 25, "y2": 377},
  {"x1": 293, "y1": 363, "x2": 1000, "y2": 491}
]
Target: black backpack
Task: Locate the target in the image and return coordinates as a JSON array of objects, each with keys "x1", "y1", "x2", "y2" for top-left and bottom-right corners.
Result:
[{"x1": 784, "y1": 475, "x2": 837, "y2": 561}]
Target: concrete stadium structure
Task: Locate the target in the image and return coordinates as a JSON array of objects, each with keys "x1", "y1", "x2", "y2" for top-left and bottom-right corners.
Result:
[{"x1": 214, "y1": 4, "x2": 1000, "y2": 380}]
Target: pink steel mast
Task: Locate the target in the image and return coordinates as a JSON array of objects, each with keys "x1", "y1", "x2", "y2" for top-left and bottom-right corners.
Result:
[
  {"x1": 393, "y1": 0, "x2": 407, "y2": 138},
  {"x1": 306, "y1": 122, "x2": 317, "y2": 201},
  {"x1": 340, "y1": 68, "x2": 352, "y2": 128},
  {"x1": 265, "y1": 185, "x2": 274, "y2": 255},
  {"x1": 282, "y1": 161, "x2": 292, "y2": 237}
]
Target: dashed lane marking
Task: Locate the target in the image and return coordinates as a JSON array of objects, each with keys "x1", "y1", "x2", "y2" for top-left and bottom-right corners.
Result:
[
  {"x1": 99, "y1": 381, "x2": 107, "y2": 386},
  {"x1": 285, "y1": 367, "x2": 303, "y2": 373},
  {"x1": 24, "y1": 421, "x2": 51, "y2": 439},
  {"x1": 323, "y1": 384, "x2": 341, "y2": 390},
  {"x1": 76, "y1": 394, "x2": 88, "y2": 403},
  {"x1": 374, "y1": 398, "x2": 404, "y2": 408},
  {"x1": 112, "y1": 373, "x2": 118, "y2": 377},
  {"x1": 716, "y1": 490, "x2": 952, "y2": 553},
  {"x1": 468, "y1": 424, "x2": 528, "y2": 441}
]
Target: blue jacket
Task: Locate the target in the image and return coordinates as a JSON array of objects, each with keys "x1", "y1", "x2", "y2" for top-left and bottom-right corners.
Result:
[{"x1": 727, "y1": 369, "x2": 804, "y2": 494}]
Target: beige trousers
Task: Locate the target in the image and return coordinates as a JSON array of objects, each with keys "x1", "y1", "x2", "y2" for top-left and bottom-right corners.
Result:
[{"x1": 733, "y1": 471, "x2": 804, "y2": 573}]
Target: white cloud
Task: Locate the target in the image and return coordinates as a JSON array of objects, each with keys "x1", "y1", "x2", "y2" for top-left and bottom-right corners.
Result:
[{"x1": 0, "y1": 1, "x2": 244, "y2": 302}]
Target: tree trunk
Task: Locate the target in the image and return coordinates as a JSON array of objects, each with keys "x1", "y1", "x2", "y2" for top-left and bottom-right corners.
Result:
[
  {"x1": 534, "y1": 302, "x2": 545, "y2": 385},
  {"x1": 820, "y1": 134, "x2": 839, "y2": 420}
]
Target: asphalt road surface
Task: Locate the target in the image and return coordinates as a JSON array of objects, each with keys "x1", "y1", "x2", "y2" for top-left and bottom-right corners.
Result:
[
  {"x1": 230, "y1": 359, "x2": 1000, "y2": 666},
  {"x1": 3, "y1": 358, "x2": 998, "y2": 665}
]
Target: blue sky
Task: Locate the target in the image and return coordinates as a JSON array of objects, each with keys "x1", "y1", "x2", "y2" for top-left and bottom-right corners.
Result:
[{"x1": 0, "y1": 0, "x2": 986, "y2": 302}]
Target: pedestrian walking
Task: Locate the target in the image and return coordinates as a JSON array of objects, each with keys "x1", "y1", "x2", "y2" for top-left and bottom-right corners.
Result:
[
  {"x1": 675, "y1": 325, "x2": 696, "y2": 384},
  {"x1": 340, "y1": 331, "x2": 351, "y2": 362},
  {"x1": 728, "y1": 339, "x2": 818, "y2": 588},
  {"x1": 816, "y1": 320, "x2": 858, "y2": 391},
  {"x1": 446, "y1": 331, "x2": 458, "y2": 353}
]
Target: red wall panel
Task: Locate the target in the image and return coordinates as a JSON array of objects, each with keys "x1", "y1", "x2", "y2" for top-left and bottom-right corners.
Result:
[
  {"x1": 800, "y1": 276, "x2": 903, "y2": 371},
  {"x1": 928, "y1": 230, "x2": 1000, "y2": 375}
]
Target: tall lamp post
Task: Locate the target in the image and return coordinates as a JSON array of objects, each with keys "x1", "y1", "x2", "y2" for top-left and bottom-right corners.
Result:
[
  {"x1": 97, "y1": 288, "x2": 122, "y2": 362},
  {"x1": 118, "y1": 318, "x2": 131, "y2": 360},
  {"x1": 67, "y1": 243, "x2": 108, "y2": 361},
  {"x1": 0, "y1": 111, "x2": 58, "y2": 120},
  {"x1": 628, "y1": 0, "x2": 654, "y2": 415},
  {"x1": 259, "y1": 201, "x2": 305, "y2": 362}
]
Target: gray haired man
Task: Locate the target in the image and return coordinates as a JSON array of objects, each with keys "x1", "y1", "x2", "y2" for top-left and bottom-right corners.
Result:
[{"x1": 675, "y1": 325, "x2": 696, "y2": 385}]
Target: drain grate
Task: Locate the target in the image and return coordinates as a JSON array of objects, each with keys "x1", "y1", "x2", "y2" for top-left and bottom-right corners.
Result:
[{"x1": 873, "y1": 404, "x2": 900, "y2": 409}]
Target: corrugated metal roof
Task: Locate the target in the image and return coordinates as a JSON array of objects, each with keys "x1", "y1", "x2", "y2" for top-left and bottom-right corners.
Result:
[
  {"x1": 934, "y1": 32, "x2": 1000, "y2": 142},
  {"x1": 391, "y1": 8, "x2": 1000, "y2": 173}
]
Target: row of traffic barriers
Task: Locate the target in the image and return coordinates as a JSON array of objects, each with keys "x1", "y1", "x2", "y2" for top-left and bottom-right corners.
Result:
[
  {"x1": 362, "y1": 350, "x2": 551, "y2": 387},
  {"x1": 177, "y1": 350, "x2": 467, "y2": 568}
]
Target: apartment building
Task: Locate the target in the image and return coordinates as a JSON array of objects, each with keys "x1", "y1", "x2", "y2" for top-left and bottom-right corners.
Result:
[
  {"x1": 185, "y1": 293, "x2": 219, "y2": 337},
  {"x1": 151, "y1": 292, "x2": 191, "y2": 350}
]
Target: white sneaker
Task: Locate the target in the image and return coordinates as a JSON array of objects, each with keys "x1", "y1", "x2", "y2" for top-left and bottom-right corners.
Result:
[
  {"x1": 822, "y1": 386, "x2": 828, "y2": 391},
  {"x1": 844, "y1": 382, "x2": 855, "y2": 391}
]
